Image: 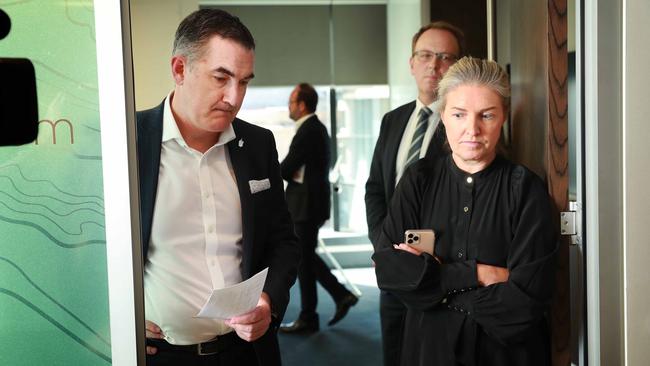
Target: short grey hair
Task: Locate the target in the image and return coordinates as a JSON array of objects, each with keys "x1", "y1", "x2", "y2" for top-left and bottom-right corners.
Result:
[
  {"x1": 411, "y1": 21, "x2": 465, "y2": 57},
  {"x1": 435, "y1": 56, "x2": 510, "y2": 115},
  {"x1": 172, "y1": 9, "x2": 255, "y2": 65}
]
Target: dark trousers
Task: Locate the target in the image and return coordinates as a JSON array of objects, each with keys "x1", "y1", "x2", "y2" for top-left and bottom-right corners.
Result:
[
  {"x1": 146, "y1": 338, "x2": 258, "y2": 366},
  {"x1": 380, "y1": 290, "x2": 407, "y2": 366},
  {"x1": 295, "y1": 220, "x2": 349, "y2": 319}
]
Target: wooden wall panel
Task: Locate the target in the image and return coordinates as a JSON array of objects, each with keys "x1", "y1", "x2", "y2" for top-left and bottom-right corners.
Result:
[
  {"x1": 547, "y1": 0, "x2": 569, "y2": 365},
  {"x1": 430, "y1": 0, "x2": 487, "y2": 58},
  {"x1": 507, "y1": 0, "x2": 569, "y2": 364},
  {"x1": 509, "y1": 0, "x2": 548, "y2": 178}
]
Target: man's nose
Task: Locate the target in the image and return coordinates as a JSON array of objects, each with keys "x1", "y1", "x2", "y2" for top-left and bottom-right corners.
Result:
[
  {"x1": 427, "y1": 55, "x2": 441, "y2": 70},
  {"x1": 222, "y1": 82, "x2": 244, "y2": 106}
]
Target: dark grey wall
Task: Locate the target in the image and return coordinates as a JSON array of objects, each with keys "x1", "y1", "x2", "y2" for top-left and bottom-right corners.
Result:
[{"x1": 216, "y1": 5, "x2": 387, "y2": 86}]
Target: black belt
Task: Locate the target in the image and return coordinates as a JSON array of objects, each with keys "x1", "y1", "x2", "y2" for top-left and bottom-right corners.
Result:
[{"x1": 148, "y1": 332, "x2": 241, "y2": 356}]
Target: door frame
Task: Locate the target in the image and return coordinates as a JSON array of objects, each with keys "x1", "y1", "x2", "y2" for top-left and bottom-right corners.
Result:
[{"x1": 95, "y1": 0, "x2": 146, "y2": 364}]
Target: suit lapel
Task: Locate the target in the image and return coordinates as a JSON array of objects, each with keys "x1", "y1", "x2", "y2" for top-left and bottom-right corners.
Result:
[
  {"x1": 227, "y1": 120, "x2": 255, "y2": 279},
  {"x1": 138, "y1": 103, "x2": 164, "y2": 254},
  {"x1": 386, "y1": 101, "x2": 416, "y2": 190},
  {"x1": 424, "y1": 121, "x2": 447, "y2": 159}
]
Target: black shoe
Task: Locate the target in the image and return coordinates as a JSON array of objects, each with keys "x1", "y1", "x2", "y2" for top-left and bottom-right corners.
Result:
[
  {"x1": 328, "y1": 293, "x2": 359, "y2": 326},
  {"x1": 279, "y1": 318, "x2": 319, "y2": 333}
]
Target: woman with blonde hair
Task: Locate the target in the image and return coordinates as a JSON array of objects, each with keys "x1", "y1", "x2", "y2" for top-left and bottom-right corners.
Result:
[{"x1": 373, "y1": 57, "x2": 557, "y2": 366}]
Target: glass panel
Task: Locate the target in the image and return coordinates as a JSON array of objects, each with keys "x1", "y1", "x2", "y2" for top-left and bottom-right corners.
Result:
[
  {"x1": 333, "y1": 85, "x2": 389, "y2": 233},
  {"x1": 239, "y1": 86, "x2": 332, "y2": 163},
  {"x1": 239, "y1": 85, "x2": 388, "y2": 234},
  {"x1": 0, "y1": 2, "x2": 112, "y2": 365}
]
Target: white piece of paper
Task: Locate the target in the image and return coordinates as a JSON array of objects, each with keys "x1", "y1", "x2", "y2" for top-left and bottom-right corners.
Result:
[{"x1": 195, "y1": 267, "x2": 269, "y2": 319}]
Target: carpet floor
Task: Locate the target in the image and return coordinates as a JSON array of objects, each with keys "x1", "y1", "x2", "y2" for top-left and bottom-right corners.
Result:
[{"x1": 278, "y1": 268, "x2": 382, "y2": 366}]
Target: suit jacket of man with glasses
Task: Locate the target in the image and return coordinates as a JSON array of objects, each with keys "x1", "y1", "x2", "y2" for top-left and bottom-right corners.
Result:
[{"x1": 365, "y1": 21, "x2": 463, "y2": 366}]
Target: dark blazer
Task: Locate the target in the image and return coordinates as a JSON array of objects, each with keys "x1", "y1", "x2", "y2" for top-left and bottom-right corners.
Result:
[
  {"x1": 365, "y1": 101, "x2": 447, "y2": 246},
  {"x1": 137, "y1": 101, "x2": 300, "y2": 365},
  {"x1": 280, "y1": 115, "x2": 331, "y2": 224}
]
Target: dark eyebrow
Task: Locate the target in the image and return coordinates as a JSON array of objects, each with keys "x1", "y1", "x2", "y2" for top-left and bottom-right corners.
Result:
[
  {"x1": 449, "y1": 106, "x2": 499, "y2": 113},
  {"x1": 214, "y1": 67, "x2": 234, "y2": 77},
  {"x1": 214, "y1": 67, "x2": 255, "y2": 81}
]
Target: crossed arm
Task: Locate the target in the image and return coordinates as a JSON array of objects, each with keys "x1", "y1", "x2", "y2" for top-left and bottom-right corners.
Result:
[{"x1": 374, "y1": 166, "x2": 557, "y2": 345}]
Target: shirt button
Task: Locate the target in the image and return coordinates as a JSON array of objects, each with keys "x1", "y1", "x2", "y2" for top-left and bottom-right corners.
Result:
[
  {"x1": 466, "y1": 177, "x2": 473, "y2": 184},
  {"x1": 463, "y1": 206, "x2": 469, "y2": 213},
  {"x1": 457, "y1": 251, "x2": 463, "y2": 258}
]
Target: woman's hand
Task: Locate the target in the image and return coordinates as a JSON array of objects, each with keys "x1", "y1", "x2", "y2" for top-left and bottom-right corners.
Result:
[
  {"x1": 393, "y1": 243, "x2": 422, "y2": 255},
  {"x1": 476, "y1": 263, "x2": 509, "y2": 286},
  {"x1": 393, "y1": 243, "x2": 441, "y2": 263}
]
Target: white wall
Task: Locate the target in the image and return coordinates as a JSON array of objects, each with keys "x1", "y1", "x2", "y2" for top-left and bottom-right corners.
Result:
[
  {"x1": 131, "y1": 0, "x2": 199, "y2": 110},
  {"x1": 585, "y1": 0, "x2": 625, "y2": 363},
  {"x1": 623, "y1": 0, "x2": 650, "y2": 364},
  {"x1": 386, "y1": 0, "x2": 422, "y2": 108},
  {"x1": 583, "y1": 0, "x2": 650, "y2": 364}
]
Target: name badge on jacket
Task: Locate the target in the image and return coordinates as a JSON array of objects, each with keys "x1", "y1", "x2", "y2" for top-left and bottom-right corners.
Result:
[{"x1": 249, "y1": 178, "x2": 271, "y2": 194}]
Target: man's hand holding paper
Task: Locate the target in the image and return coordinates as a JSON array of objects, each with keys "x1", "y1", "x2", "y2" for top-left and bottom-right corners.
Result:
[{"x1": 226, "y1": 292, "x2": 272, "y2": 342}]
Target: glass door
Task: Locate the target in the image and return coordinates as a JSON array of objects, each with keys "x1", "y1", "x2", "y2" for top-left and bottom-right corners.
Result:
[{"x1": 0, "y1": 1, "x2": 139, "y2": 364}]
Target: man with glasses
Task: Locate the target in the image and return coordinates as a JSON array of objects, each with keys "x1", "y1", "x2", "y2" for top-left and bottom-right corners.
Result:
[{"x1": 365, "y1": 21, "x2": 465, "y2": 366}]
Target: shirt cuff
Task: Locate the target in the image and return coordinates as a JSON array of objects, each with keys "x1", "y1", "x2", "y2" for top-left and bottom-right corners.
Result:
[
  {"x1": 440, "y1": 260, "x2": 479, "y2": 296},
  {"x1": 445, "y1": 291, "x2": 475, "y2": 317}
]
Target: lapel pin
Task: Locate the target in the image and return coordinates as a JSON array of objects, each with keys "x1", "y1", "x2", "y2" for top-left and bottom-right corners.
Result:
[{"x1": 238, "y1": 139, "x2": 244, "y2": 148}]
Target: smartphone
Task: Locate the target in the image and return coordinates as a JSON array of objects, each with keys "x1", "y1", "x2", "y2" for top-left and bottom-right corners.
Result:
[{"x1": 404, "y1": 229, "x2": 435, "y2": 256}]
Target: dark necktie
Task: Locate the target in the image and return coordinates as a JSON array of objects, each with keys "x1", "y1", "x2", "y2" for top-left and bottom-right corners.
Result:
[{"x1": 404, "y1": 106, "x2": 432, "y2": 168}]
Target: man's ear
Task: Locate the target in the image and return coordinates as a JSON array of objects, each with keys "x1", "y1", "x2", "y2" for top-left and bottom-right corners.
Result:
[{"x1": 171, "y1": 55, "x2": 187, "y2": 85}]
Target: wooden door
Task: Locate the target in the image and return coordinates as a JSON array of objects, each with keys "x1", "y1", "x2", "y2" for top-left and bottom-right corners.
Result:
[{"x1": 500, "y1": 0, "x2": 570, "y2": 364}]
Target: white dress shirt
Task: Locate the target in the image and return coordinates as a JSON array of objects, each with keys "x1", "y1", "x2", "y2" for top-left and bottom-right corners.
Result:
[
  {"x1": 394, "y1": 99, "x2": 440, "y2": 184},
  {"x1": 144, "y1": 93, "x2": 243, "y2": 345}
]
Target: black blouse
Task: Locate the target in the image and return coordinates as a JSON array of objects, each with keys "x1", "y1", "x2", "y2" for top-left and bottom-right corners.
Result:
[{"x1": 373, "y1": 155, "x2": 557, "y2": 366}]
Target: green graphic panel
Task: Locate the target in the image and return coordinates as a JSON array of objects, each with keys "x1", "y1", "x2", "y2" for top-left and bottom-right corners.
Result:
[{"x1": 0, "y1": 1, "x2": 111, "y2": 365}]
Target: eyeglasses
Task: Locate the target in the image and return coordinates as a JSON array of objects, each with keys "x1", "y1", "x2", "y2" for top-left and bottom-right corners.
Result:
[{"x1": 412, "y1": 50, "x2": 458, "y2": 64}]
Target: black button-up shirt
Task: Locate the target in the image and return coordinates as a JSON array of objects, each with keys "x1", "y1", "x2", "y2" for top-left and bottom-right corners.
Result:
[{"x1": 373, "y1": 155, "x2": 558, "y2": 366}]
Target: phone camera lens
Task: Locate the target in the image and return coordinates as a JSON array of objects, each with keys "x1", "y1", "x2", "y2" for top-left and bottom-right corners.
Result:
[{"x1": 413, "y1": 236, "x2": 419, "y2": 241}]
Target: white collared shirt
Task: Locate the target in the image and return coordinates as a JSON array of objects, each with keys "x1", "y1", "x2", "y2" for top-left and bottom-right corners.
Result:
[
  {"x1": 144, "y1": 92, "x2": 243, "y2": 345},
  {"x1": 394, "y1": 99, "x2": 440, "y2": 184},
  {"x1": 294, "y1": 112, "x2": 314, "y2": 131}
]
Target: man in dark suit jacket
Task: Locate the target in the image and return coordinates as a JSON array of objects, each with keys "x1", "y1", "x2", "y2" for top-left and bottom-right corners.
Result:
[
  {"x1": 278, "y1": 83, "x2": 358, "y2": 333},
  {"x1": 365, "y1": 21, "x2": 465, "y2": 366},
  {"x1": 137, "y1": 10, "x2": 299, "y2": 366}
]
